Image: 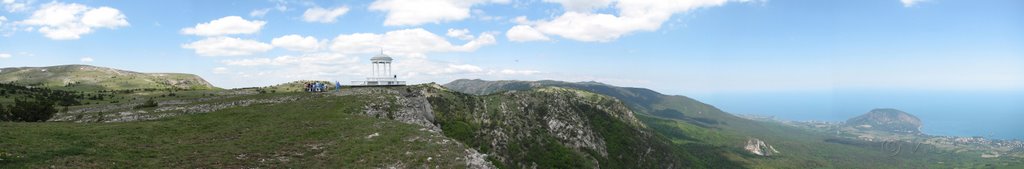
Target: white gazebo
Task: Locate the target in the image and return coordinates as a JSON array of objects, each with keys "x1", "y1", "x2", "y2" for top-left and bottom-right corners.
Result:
[{"x1": 351, "y1": 50, "x2": 406, "y2": 86}]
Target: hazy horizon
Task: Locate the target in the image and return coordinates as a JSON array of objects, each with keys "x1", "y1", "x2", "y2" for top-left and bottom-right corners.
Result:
[{"x1": 693, "y1": 89, "x2": 1024, "y2": 139}]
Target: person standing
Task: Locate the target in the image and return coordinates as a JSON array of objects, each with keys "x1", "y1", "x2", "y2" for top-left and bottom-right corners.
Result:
[{"x1": 335, "y1": 81, "x2": 342, "y2": 92}]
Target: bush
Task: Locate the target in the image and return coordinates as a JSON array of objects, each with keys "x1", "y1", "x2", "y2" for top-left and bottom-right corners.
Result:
[
  {"x1": 441, "y1": 121, "x2": 476, "y2": 141},
  {"x1": 135, "y1": 98, "x2": 158, "y2": 109},
  {"x1": 0, "y1": 103, "x2": 6, "y2": 120},
  {"x1": 0, "y1": 99, "x2": 57, "y2": 122}
]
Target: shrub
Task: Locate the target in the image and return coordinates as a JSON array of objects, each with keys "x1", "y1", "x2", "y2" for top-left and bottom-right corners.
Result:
[
  {"x1": 441, "y1": 121, "x2": 476, "y2": 141},
  {"x1": 0, "y1": 103, "x2": 6, "y2": 121},
  {"x1": 1, "y1": 99, "x2": 57, "y2": 122},
  {"x1": 135, "y1": 98, "x2": 158, "y2": 109}
]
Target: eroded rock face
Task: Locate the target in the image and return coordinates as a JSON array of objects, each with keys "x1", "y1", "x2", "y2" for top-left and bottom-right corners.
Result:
[
  {"x1": 348, "y1": 87, "x2": 441, "y2": 131},
  {"x1": 744, "y1": 138, "x2": 780, "y2": 156},
  {"x1": 846, "y1": 108, "x2": 923, "y2": 134},
  {"x1": 345, "y1": 85, "x2": 676, "y2": 168}
]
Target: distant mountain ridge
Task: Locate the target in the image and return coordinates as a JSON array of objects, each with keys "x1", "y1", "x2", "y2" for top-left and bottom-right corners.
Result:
[
  {"x1": 0, "y1": 64, "x2": 216, "y2": 91},
  {"x1": 846, "y1": 108, "x2": 923, "y2": 134},
  {"x1": 444, "y1": 79, "x2": 740, "y2": 126}
]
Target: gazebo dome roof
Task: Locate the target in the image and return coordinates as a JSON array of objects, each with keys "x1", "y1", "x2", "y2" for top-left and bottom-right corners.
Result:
[{"x1": 371, "y1": 52, "x2": 392, "y2": 62}]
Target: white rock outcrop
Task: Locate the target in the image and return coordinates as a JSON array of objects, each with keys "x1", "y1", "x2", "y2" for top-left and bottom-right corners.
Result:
[{"x1": 745, "y1": 138, "x2": 780, "y2": 156}]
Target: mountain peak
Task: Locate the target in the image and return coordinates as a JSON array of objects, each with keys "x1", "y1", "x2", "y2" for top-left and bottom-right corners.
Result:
[{"x1": 846, "y1": 108, "x2": 923, "y2": 134}]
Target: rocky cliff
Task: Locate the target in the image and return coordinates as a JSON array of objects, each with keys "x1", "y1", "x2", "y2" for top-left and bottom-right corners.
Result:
[{"x1": 744, "y1": 138, "x2": 780, "y2": 156}]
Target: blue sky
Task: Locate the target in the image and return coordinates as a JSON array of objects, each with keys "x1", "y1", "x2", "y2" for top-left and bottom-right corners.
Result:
[{"x1": 0, "y1": 0, "x2": 1022, "y2": 95}]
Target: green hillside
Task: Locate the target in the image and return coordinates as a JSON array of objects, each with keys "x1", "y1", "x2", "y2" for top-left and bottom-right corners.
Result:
[
  {"x1": 0, "y1": 65, "x2": 217, "y2": 91},
  {"x1": 1, "y1": 91, "x2": 488, "y2": 168},
  {"x1": 444, "y1": 79, "x2": 1018, "y2": 168},
  {"x1": 417, "y1": 85, "x2": 741, "y2": 168},
  {"x1": 3, "y1": 83, "x2": 741, "y2": 168}
]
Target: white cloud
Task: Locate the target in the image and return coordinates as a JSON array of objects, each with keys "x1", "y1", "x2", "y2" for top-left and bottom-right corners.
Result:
[
  {"x1": 217, "y1": 52, "x2": 545, "y2": 88},
  {"x1": 82, "y1": 7, "x2": 129, "y2": 28},
  {"x1": 80, "y1": 57, "x2": 93, "y2": 63},
  {"x1": 0, "y1": 53, "x2": 11, "y2": 59},
  {"x1": 18, "y1": 2, "x2": 129, "y2": 40},
  {"x1": 369, "y1": 0, "x2": 509, "y2": 26},
  {"x1": 471, "y1": 9, "x2": 502, "y2": 21},
  {"x1": 900, "y1": 0, "x2": 927, "y2": 7},
  {"x1": 219, "y1": 52, "x2": 367, "y2": 83},
  {"x1": 3, "y1": 0, "x2": 29, "y2": 13},
  {"x1": 446, "y1": 28, "x2": 474, "y2": 40},
  {"x1": 180, "y1": 16, "x2": 266, "y2": 36},
  {"x1": 250, "y1": 8, "x2": 271, "y2": 17},
  {"x1": 506, "y1": 25, "x2": 550, "y2": 42},
  {"x1": 543, "y1": 0, "x2": 613, "y2": 12},
  {"x1": 496, "y1": 69, "x2": 540, "y2": 75},
  {"x1": 250, "y1": 1, "x2": 289, "y2": 18},
  {"x1": 212, "y1": 67, "x2": 229, "y2": 74},
  {"x1": 224, "y1": 52, "x2": 357, "y2": 67},
  {"x1": 224, "y1": 58, "x2": 274, "y2": 66},
  {"x1": 182, "y1": 37, "x2": 273, "y2": 56},
  {"x1": 329, "y1": 28, "x2": 496, "y2": 57},
  {"x1": 531, "y1": 0, "x2": 730, "y2": 42},
  {"x1": 269, "y1": 0, "x2": 289, "y2": 12},
  {"x1": 442, "y1": 64, "x2": 484, "y2": 74},
  {"x1": 271, "y1": 34, "x2": 321, "y2": 51},
  {"x1": 302, "y1": 6, "x2": 349, "y2": 23},
  {"x1": 511, "y1": 16, "x2": 533, "y2": 25},
  {"x1": 217, "y1": 29, "x2": 509, "y2": 87}
]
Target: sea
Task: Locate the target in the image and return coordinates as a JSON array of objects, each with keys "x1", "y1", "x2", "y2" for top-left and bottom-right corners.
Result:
[{"x1": 690, "y1": 90, "x2": 1024, "y2": 140}]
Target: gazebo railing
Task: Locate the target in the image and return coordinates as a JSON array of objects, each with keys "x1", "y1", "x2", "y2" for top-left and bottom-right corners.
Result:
[{"x1": 351, "y1": 77, "x2": 406, "y2": 86}]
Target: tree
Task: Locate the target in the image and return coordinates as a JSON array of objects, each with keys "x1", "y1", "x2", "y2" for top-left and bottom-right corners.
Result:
[
  {"x1": 4, "y1": 99, "x2": 57, "y2": 122},
  {"x1": 0, "y1": 103, "x2": 8, "y2": 121}
]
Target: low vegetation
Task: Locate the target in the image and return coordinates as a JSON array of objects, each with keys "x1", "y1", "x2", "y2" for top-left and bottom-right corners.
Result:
[
  {"x1": 0, "y1": 99, "x2": 57, "y2": 122},
  {"x1": 423, "y1": 86, "x2": 741, "y2": 168},
  {"x1": 0, "y1": 95, "x2": 477, "y2": 168},
  {"x1": 133, "y1": 98, "x2": 158, "y2": 109}
]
